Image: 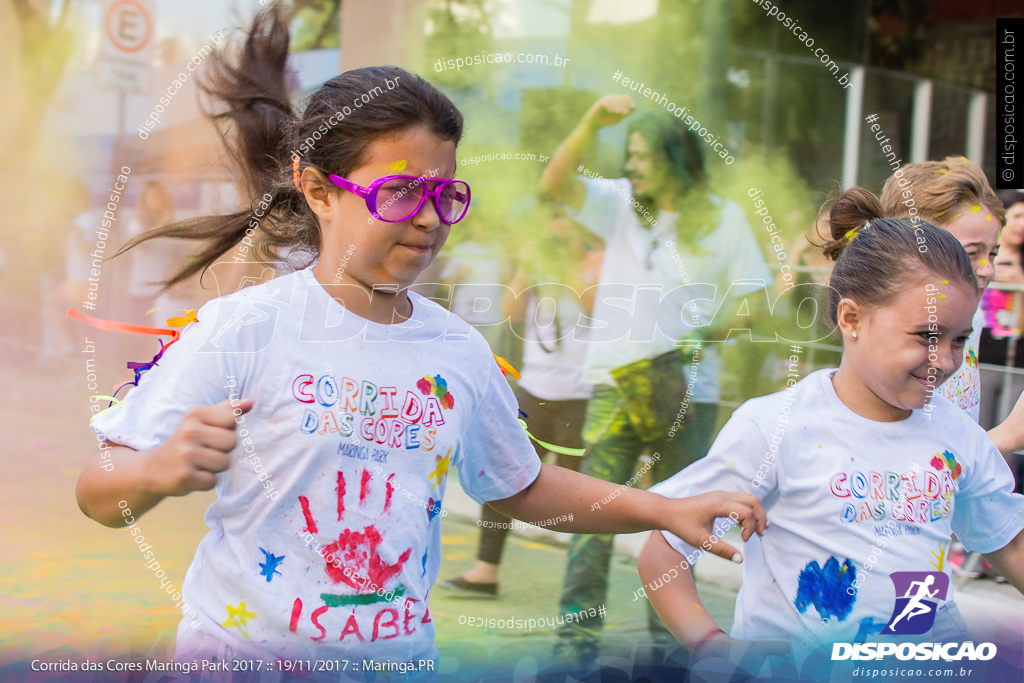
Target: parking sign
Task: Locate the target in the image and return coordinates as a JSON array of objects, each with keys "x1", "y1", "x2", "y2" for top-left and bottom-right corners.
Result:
[{"x1": 96, "y1": 0, "x2": 155, "y2": 94}]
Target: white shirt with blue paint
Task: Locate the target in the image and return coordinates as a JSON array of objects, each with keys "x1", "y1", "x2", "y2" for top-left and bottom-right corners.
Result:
[{"x1": 650, "y1": 368, "x2": 1024, "y2": 646}]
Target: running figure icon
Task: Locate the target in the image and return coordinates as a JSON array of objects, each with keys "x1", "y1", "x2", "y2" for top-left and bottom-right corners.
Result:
[
  {"x1": 888, "y1": 575, "x2": 938, "y2": 628},
  {"x1": 882, "y1": 571, "x2": 949, "y2": 635}
]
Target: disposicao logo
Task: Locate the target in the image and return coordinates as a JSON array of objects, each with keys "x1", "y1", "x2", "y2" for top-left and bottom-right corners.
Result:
[
  {"x1": 831, "y1": 570, "x2": 995, "y2": 662},
  {"x1": 883, "y1": 571, "x2": 948, "y2": 635},
  {"x1": 831, "y1": 642, "x2": 996, "y2": 662}
]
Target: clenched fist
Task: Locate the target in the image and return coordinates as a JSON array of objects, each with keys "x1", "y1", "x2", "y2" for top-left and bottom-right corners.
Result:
[{"x1": 145, "y1": 398, "x2": 253, "y2": 496}]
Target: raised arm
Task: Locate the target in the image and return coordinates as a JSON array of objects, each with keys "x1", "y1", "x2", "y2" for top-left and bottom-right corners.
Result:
[{"x1": 539, "y1": 94, "x2": 636, "y2": 211}]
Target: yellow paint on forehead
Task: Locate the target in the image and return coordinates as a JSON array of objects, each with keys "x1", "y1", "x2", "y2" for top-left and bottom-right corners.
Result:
[
  {"x1": 972, "y1": 205, "x2": 981, "y2": 213},
  {"x1": 384, "y1": 159, "x2": 407, "y2": 172}
]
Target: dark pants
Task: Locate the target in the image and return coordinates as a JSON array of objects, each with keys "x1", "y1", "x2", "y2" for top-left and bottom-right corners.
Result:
[
  {"x1": 556, "y1": 383, "x2": 719, "y2": 642},
  {"x1": 477, "y1": 387, "x2": 587, "y2": 565}
]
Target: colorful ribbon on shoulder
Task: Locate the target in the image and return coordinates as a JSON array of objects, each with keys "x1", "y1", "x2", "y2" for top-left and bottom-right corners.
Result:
[
  {"x1": 67, "y1": 308, "x2": 197, "y2": 416},
  {"x1": 494, "y1": 354, "x2": 585, "y2": 456}
]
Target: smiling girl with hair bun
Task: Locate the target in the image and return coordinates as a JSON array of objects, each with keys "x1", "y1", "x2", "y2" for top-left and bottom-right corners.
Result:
[{"x1": 638, "y1": 186, "x2": 1024, "y2": 676}]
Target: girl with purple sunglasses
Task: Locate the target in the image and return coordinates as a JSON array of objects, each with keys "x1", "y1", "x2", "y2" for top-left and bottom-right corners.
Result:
[{"x1": 75, "y1": 3, "x2": 765, "y2": 674}]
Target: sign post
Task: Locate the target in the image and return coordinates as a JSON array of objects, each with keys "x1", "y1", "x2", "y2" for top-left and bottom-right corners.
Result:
[
  {"x1": 96, "y1": 0, "x2": 155, "y2": 172},
  {"x1": 96, "y1": 0, "x2": 155, "y2": 96}
]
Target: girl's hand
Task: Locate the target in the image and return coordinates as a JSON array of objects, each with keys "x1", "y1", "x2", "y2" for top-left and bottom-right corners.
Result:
[
  {"x1": 583, "y1": 94, "x2": 636, "y2": 130},
  {"x1": 146, "y1": 398, "x2": 253, "y2": 497},
  {"x1": 663, "y1": 491, "x2": 766, "y2": 563}
]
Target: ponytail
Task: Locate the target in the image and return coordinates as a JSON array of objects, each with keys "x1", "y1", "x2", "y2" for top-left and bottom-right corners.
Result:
[{"x1": 119, "y1": 1, "x2": 463, "y2": 289}]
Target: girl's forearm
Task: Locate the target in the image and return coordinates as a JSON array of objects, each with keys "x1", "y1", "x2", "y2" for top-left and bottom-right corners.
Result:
[
  {"x1": 988, "y1": 385, "x2": 1024, "y2": 456},
  {"x1": 76, "y1": 444, "x2": 167, "y2": 528},
  {"x1": 489, "y1": 463, "x2": 668, "y2": 534},
  {"x1": 983, "y1": 528, "x2": 1024, "y2": 594},
  {"x1": 988, "y1": 420, "x2": 1024, "y2": 457},
  {"x1": 638, "y1": 530, "x2": 723, "y2": 648}
]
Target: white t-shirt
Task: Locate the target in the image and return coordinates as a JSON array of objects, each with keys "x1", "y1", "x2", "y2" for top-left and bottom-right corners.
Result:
[
  {"x1": 517, "y1": 255, "x2": 601, "y2": 402},
  {"x1": 650, "y1": 368, "x2": 1024, "y2": 644},
  {"x1": 440, "y1": 241, "x2": 504, "y2": 326},
  {"x1": 91, "y1": 267, "x2": 541, "y2": 665},
  {"x1": 566, "y1": 177, "x2": 772, "y2": 402},
  {"x1": 938, "y1": 306, "x2": 982, "y2": 421}
]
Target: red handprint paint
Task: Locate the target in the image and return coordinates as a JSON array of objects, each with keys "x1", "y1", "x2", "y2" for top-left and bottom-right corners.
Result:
[
  {"x1": 324, "y1": 525, "x2": 412, "y2": 591},
  {"x1": 384, "y1": 473, "x2": 395, "y2": 512},
  {"x1": 336, "y1": 471, "x2": 346, "y2": 520},
  {"x1": 360, "y1": 469, "x2": 372, "y2": 505},
  {"x1": 299, "y1": 496, "x2": 318, "y2": 534},
  {"x1": 298, "y1": 467, "x2": 412, "y2": 598}
]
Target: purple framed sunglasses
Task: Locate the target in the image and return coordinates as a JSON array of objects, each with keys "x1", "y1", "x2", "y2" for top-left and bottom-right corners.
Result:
[{"x1": 326, "y1": 173, "x2": 471, "y2": 224}]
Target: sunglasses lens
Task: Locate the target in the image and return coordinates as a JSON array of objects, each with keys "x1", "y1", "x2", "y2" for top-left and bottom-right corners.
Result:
[
  {"x1": 437, "y1": 181, "x2": 470, "y2": 223},
  {"x1": 374, "y1": 178, "x2": 425, "y2": 220}
]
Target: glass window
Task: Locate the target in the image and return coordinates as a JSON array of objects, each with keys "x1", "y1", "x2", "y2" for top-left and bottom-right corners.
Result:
[
  {"x1": 858, "y1": 71, "x2": 915, "y2": 193},
  {"x1": 929, "y1": 84, "x2": 971, "y2": 162}
]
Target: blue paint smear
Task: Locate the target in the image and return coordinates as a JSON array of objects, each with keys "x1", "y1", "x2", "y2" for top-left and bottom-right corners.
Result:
[
  {"x1": 258, "y1": 547, "x2": 285, "y2": 582},
  {"x1": 855, "y1": 616, "x2": 887, "y2": 643},
  {"x1": 421, "y1": 548, "x2": 429, "y2": 577},
  {"x1": 427, "y1": 497, "x2": 441, "y2": 522},
  {"x1": 794, "y1": 556, "x2": 857, "y2": 621}
]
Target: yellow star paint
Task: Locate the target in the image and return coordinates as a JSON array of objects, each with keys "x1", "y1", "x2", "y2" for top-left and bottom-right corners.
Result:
[
  {"x1": 222, "y1": 601, "x2": 257, "y2": 640},
  {"x1": 428, "y1": 449, "x2": 452, "y2": 487}
]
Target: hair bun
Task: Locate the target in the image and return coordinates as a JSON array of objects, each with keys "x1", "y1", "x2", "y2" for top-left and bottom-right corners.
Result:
[{"x1": 822, "y1": 187, "x2": 884, "y2": 261}]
